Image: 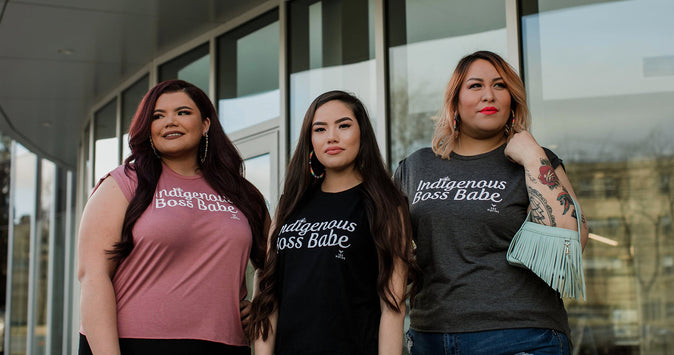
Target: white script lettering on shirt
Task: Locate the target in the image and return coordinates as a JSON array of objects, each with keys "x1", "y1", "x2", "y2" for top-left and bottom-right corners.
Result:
[
  {"x1": 279, "y1": 218, "x2": 356, "y2": 236},
  {"x1": 156, "y1": 187, "x2": 234, "y2": 203},
  {"x1": 277, "y1": 218, "x2": 356, "y2": 251},
  {"x1": 412, "y1": 177, "x2": 507, "y2": 204},
  {"x1": 153, "y1": 187, "x2": 240, "y2": 218}
]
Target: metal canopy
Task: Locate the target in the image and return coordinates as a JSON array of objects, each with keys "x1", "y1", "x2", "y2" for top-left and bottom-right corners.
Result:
[{"x1": 0, "y1": 0, "x2": 257, "y2": 168}]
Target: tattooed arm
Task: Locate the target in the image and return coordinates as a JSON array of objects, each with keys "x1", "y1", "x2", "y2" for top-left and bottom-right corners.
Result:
[
  {"x1": 505, "y1": 131, "x2": 589, "y2": 249},
  {"x1": 554, "y1": 165, "x2": 589, "y2": 249}
]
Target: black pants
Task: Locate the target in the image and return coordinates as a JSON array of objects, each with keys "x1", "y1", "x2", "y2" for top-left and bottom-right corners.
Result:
[{"x1": 79, "y1": 334, "x2": 251, "y2": 355}]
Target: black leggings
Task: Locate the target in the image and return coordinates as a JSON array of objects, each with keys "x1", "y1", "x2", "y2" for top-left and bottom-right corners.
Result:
[{"x1": 79, "y1": 334, "x2": 251, "y2": 355}]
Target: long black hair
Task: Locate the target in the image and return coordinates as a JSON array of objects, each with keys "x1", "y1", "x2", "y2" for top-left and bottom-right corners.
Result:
[
  {"x1": 108, "y1": 79, "x2": 268, "y2": 269},
  {"x1": 249, "y1": 90, "x2": 417, "y2": 340}
]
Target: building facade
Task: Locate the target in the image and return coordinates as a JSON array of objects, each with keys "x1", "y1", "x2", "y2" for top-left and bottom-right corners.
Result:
[{"x1": 0, "y1": 0, "x2": 673, "y2": 354}]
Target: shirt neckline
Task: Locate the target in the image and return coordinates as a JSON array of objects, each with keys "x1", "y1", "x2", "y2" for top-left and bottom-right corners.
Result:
[
  {"x1": 449, "y1": 143, "x2": 507, "y2": 161},
  {"x1": 318, "y1": 182, "x2": 363, "y2": 195},
  {"x1": 161, "y1": 162, "x2": 204, "y2": 180}
]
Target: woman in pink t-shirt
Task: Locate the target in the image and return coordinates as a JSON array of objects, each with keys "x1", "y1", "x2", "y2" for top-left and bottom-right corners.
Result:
[{"x1": 78, "y1": 80, "x2": 268, "y2": 355}]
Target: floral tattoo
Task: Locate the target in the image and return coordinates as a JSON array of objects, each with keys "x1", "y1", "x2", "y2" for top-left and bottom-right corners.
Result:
[{"x1": 538, "y1": 159, "x2": 560, "y2": 190}]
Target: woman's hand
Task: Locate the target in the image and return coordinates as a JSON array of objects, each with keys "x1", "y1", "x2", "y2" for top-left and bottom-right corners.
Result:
[
  {"x1": 240, "y1": 299, "x2": 252, "y2": 334},
  {"x1": 504, "y1": 131, "x2": 545, "y2": 167},
  {"x1": 505, "y1": 131, "x2": 580, "y2": 232}
]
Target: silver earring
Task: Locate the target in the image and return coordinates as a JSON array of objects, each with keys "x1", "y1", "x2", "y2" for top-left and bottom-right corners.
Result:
[
  {"x1": 149, "y1": 137, "x2": 160, "y2": 158},
  {"x1": 200, "y1": 133, "x2": 209, "y2": 164}
]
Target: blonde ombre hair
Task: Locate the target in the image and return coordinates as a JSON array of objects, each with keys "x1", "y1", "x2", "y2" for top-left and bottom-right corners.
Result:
[{"x1": 432, "y1": 51, "x2": 531, "y2": 159}]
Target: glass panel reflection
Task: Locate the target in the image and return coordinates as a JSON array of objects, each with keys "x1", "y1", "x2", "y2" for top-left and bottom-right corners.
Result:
[
  {"x1": 289, "y1": 0, "x2": 376, "y2": 147},
  {"x1": 9, "y1": 144, "x2": 36, "y2": 355},
  {"x1": 244, "y1": 153, "x2": 271, "y2": 207},
  {"x1": 386, "y1": 0, "x2": 507, "y2": 167},
  {"x1": 243, "y1": 153, "x2": 271, "y2": 301},
  {"x1": 83, "y1": 123, "x2": 92, "y2": 193},
  {"x1": 0, "y1": 135, "x2": 12, "y2": 353},
  {"x1": 217, "y1": 11, "x2": 280, "y2": 133},
  {"x1": 47, "y1": 166, "x2": 67, "y2": 355},
  {"x1": 159, "y1": 43, "x2": 210, "y2": 95},
  {"x1": 522, "y1": 1, "x2": 674, "y2": 353},
  {"x1": 32, "y1": 160, "x2": 55, "y2": 355},
  {"x1": 93, "y1": 100, "x2": 118, "y2": 183},
  {"x1": 122, "y1": 75, "x2": 149, "y2": 160}
]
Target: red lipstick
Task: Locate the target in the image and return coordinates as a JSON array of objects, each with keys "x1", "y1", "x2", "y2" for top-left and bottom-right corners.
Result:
[{"x1": 480, "y1": 107, "x2": 498, "y2": 115}]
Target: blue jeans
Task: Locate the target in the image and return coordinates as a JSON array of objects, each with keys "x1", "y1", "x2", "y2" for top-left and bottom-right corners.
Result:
[{"x1": 406, "y1": 328, "x2": 569, "y2": 355}]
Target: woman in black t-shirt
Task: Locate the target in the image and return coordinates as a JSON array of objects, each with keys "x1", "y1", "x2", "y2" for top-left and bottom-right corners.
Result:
[{"x1": 250, "y1": 91, "x2": 416, "y2": 355}]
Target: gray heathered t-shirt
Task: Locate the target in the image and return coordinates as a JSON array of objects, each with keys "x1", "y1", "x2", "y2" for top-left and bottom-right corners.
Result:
[{"x1": 394, "y1": 145, "x2": 570, "y2": 336}]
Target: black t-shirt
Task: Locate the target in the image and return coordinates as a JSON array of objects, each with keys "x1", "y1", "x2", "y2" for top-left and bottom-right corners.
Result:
[{"x1": 275, "y1": 184, "x2": 379, "y2": 355}]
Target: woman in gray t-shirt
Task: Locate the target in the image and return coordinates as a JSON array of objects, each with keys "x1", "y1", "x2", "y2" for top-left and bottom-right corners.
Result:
[{"x1": 394, "y1": 51, "x2": 589, "y2": 355}]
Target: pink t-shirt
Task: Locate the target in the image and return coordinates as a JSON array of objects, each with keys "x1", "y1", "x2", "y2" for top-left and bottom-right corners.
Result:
[{"x1": 90, "y1": 164, "x2": 252, "y2": 346}]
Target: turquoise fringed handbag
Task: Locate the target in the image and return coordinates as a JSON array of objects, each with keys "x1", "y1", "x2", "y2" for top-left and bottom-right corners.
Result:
[{"x1": 506, "y1": 197, "x2": 586, "y2": 300}]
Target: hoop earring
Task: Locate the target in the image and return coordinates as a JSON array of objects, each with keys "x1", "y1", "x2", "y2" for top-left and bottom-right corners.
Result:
[
  {"x1": 453, "y1": 113, "x2": 460, "y2": 139},
  {"x1": 504, "y1": 110, "x2": 515, "y2": 137},
  {"x1": 200, "y1": 132, "x2": 209, "y2": 164},
  {"x1": 309, "y1": 150, "x2": 324, "y2": 179},
  {"x1": 149, "y1": 137, "x2": 160, "y2": 159}
]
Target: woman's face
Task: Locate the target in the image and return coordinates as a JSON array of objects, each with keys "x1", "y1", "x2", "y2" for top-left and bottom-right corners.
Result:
[
  {"x1": 150, "y1": 91, "x2": 210, "y2": 160},
  {"x1": 456, "y1": 59, "x2": 512, "y2": 140},
  {"x1": 310, "y1": 100, "x2": 361, "y2": 176}
]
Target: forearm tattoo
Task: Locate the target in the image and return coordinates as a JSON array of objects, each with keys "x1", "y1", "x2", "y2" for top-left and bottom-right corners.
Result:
[
  {"x1": 529, "y1": 188, "x2": 556, "y2": 226},
  {"x1": 557, "y1": 189, "x2": 574, "y2": 216},
  {"x1": 572, "y1": 209, "x2": 585, "y2": 224},
  {"x1": 538, "y1": 158, "x2": 560, "y2": 190}
]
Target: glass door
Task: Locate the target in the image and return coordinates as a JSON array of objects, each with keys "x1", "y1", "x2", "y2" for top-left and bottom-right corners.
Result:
[
  {"x1": 235, "y1": 130, "x2": 279, "y2": 214},
  {"x1": 233, "y1": 129, "x2": 280, "y2": 298}
]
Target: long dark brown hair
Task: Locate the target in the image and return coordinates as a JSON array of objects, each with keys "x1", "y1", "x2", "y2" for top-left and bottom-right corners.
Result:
[
  {"x1": 107, "y1": 79, "x2": 268, "y2": 269},
  {"x1": 249, "y1": 90, "x2": 417, "y2": 340}
]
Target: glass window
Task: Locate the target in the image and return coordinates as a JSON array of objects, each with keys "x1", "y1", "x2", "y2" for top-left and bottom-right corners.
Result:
[
  {"x1": 217, "y1": 10, "x2": 280, "y2": 133},
  {"x1": 47, "y1": 166, "x2": 68, "y2": 355},
  {"x1": 387, "y1": 0, "x2": 507, "y2": 166},
  {"x1": 121, "y1": 75, "x2": 149, "y2": 160},
  {"x1": 289, "y1": 0, "x2": 376, "y2": 147},
  {"x1": 521, "y1": 1, "x2": 674, "y2": 353},
  {"x1": 0, "y1": 135, "x2": 12, "y2": 352},
  {"x1": 660, "y1": 173, "x2": 671, "y2": 194},
  {"x1": 93, "y1": 99, "x2": 118, "y2": 182},
  {"x1": 244, "y1": 153, "x2": 271, "y2": 208},
  {"x1": 61, "y1": 170, "x2": 76, "y2": 355},
  {"x1": 32, "y1": 160, "x2": 55, "y2": 355},
  {"x1": 243, "y1": 153, "x2": 271, "y2": 300},
  {"x1": 83, "y1": 123, "x2": 92, "y2": 192},
  {"x1": 159, "y1": 43, "x2": 210, "y2": 95},
  {"x1": 9, "y1": 144, "x2": 37, "y2": 354}
]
